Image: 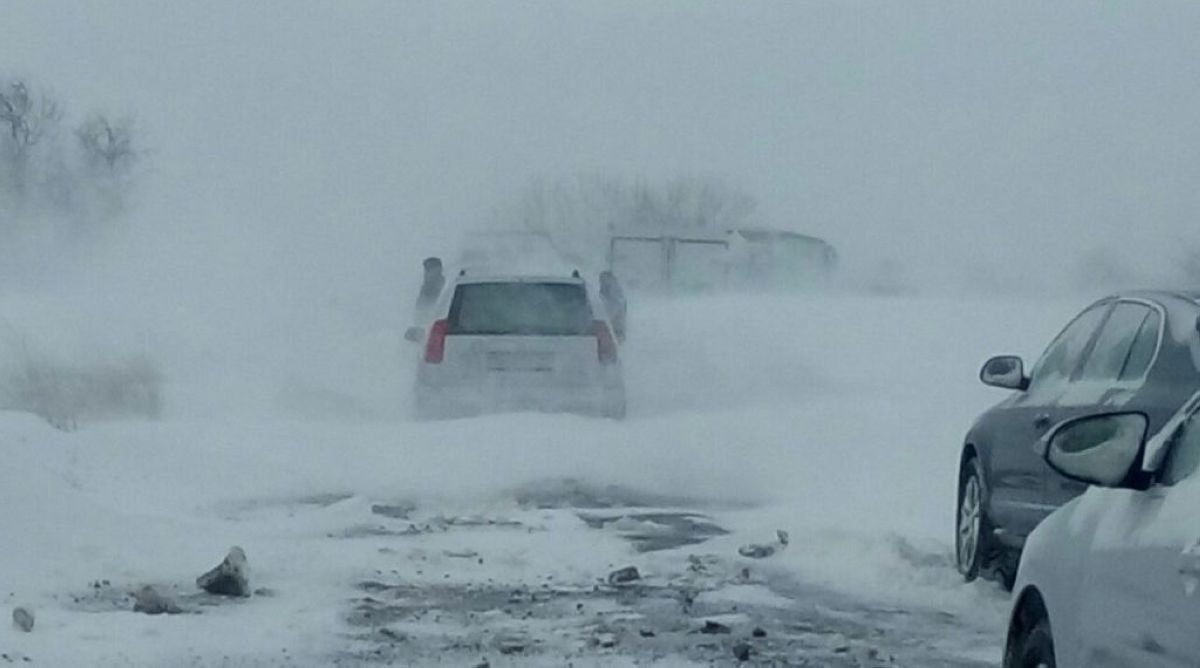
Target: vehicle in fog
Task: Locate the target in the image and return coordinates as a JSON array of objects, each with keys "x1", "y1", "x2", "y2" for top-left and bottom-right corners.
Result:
[
  {"x1": 1005, "y1": 400, "x2": 1200, "y2": 667},
  {"x1": 729, "y1": 228, "x2": 837, "y2": 290},
  {"x1": 606, "y1": 226, "x2": 836, "y2": 293},
  {"x1": 408, "y1": 272, "x2": 625, "y2": 420},
  {"x1": 958, "y1": 291, "x2": 1200, "y2": 586}
]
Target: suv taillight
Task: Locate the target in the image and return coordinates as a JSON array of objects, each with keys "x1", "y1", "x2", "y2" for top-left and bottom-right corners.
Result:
[
  {"x1": 594, "y1": 320, "x2": 617, "y2": 365},
  {"x1": 424, "y1": 319, "x2": 448, "y2": 363}
]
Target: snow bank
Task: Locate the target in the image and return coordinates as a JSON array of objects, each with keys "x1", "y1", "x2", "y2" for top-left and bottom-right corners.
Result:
[{"x1": 0, "y1": 290, "x2": 1078, "y2": 662}]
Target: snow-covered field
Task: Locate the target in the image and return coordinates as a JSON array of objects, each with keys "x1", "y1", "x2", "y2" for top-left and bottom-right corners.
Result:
[
  {"x1": 0, "y1": 290, "x2": 1081, "y2": 666},
  {"x1": 6, "y1": 1, "x2": 1197, "y2": 664}
]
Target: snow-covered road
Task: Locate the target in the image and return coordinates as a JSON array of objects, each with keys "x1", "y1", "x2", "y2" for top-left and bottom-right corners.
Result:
[
  {"x1": 331, "y1": 482, "x2": 1004, "y2": 667},
  {"x1": 0, "y1": 292, "x2": 1081, "y2": 665}
]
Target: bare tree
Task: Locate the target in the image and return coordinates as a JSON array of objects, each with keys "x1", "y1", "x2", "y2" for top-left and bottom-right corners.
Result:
[
  {"x1": 507, "y1": 175, "x2": 756, "y2": 232},
  {"x1": 505, "y1": 176, "x2": 615, "y2": 266},
  {"x1": 495, "y1": 175, "x2": 759, "y2": 269},
  {"x1": 76, "y1": 114, "x2": 137, "y2": 174},
  {"x1": 655, "y1": 176, "x2": 758, "y2": 230},
  {"x1": 0, "y1": 79, "x2": 62, "y2": 192}
]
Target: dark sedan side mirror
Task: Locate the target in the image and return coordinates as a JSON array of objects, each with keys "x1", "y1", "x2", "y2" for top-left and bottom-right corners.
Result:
[
  {"x1": 404, "y1": 326, "x2": 425, "y2": 343},
  {"x1": 1042, "y1": 412, "x2": 1148, "y2": 488},
  {"x1": 980, "y1": 355, "x2": 1028, "y2": 390}
]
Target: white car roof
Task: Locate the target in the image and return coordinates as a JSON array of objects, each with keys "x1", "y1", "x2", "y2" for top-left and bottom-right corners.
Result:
[{"x1": 453, "y1": 274, "x2": 586, "y2": 286}]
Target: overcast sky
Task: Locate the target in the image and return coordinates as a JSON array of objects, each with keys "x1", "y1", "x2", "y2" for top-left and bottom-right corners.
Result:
[{"x1": 8, "y1": 1, "x2": 1200, "y2": 292}]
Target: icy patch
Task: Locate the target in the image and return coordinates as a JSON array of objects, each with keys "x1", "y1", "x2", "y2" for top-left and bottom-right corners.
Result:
[
  {"x1": 578, "y1": 511, "x2": 729, "y2": 553},
  {"x1": 341, "y1": 548, "x2": 997, "y2": 667},
  {"x1": 508, "y1": 477, "x2": 731, "y2": 511},
  {"x1": 695, "y1": 584, "x2": 795, "y2": 610}
]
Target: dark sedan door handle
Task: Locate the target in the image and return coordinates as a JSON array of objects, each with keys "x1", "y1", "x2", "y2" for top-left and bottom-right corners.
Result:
[{"x1": 1033, "y1": 414, "x2": 1052, "y2": 430}]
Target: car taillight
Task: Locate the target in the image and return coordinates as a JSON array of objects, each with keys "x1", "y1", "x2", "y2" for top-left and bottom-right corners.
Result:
[
  {"x1": 424, "y1": 319, "x2": 448, "y2": 363},
  {"x1": 594, "y1": 320, "x2": 617, "y2": 365}
]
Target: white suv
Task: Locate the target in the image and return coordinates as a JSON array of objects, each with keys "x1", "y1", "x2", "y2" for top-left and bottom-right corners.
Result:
[{"x1": 410, "y1": 273, "x2": 626, "y2": 420}]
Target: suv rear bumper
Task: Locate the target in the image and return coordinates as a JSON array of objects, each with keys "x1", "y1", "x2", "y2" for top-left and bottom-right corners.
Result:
[{"x1": 415, "y1": 382, "x2": 625, "y2": 420}]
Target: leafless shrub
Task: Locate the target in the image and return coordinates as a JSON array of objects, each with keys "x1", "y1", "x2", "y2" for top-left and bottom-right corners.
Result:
[{"x1": 1, "y1": 342, "x2": 163, "y2": 428}]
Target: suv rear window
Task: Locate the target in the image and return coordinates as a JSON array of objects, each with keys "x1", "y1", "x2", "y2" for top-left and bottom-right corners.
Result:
[{"x1": 447, "y1": 282, "x2": 593, "y2": 335}]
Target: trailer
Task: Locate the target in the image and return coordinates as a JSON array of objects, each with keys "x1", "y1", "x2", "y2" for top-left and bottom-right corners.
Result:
[
  {"x1": 607, "y1": 229, "x2": 732, "y2": 292},
  {"x1": 607, "y1": 227, "x2": 836, "y2": 292}
]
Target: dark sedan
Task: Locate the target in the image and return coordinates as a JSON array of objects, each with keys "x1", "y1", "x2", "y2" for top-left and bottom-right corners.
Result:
[{"x1": 956, "y1": 291, "x2": 1200, "y2": 587}]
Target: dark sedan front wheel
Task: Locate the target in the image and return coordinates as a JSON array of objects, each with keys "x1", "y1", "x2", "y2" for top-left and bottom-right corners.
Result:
[
  {"x1": 1006, "y1": 614, "x2": 1056, "y2": 668},
  {"x1": 956, "y1": 456, "x2": 991, "y2": 580}
]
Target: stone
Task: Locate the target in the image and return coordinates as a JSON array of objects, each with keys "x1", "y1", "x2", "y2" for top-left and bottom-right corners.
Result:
[
  {"x1": 133, "y1": 585, "x2": 182, "y2": 615},
  {"x1": 497, "y1": 637, "x2": 526, "y2": 655},
  {"x1": 606, "y1": 566, "x2": 641, "y2": 585},
  {"x1": 378, "y1": 627, "x2": 404, "y2": 642},
  {"x1": 369, "y1": 503, "x2": 415, "y2": 520},
  {"x1": 737, "y1": 543, "x2": 776, "y2": 558},
  {"x1": 732, "y1": 642, "x2": 753, "y2": 662},
  {"x1": 197, "y1": 546, "x2": 251, "y2": 597},
  {"x1": 596, "y1": 632, "x2": 617, "y2": 648},
  {"x1": 11, "y1": 607, "x2": 33, "y2": 632},
  {"x1": 700, "y1": 620, "x2": 731, "y2": 635},
  {"x1": 737, "y1": 529, "x2": 790, "y2": 559}
]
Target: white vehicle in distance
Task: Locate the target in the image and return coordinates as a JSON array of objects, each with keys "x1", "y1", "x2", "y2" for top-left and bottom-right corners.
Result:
[
  {"x1": 1004, "y1": 394, "x2": 1200, "y2": 667},
  {"x1": 406, "y1": 272, "x2": 626, "y2": 420}
]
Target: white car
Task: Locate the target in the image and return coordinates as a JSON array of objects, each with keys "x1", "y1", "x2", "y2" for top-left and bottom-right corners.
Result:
[
  {"x1": 1004, "y1": 394, "x2": 1200, "y2": 667},
  {"x1": 408, "y1": 272, "x2": 626, "y2": 420}
]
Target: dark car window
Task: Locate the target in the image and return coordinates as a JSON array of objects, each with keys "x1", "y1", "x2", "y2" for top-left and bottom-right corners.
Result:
[
  {"x1": 1028, "y1": 303, "x2": 1110, "y2": 389},
  {"x1": 447, "y1": 282, "x2": 594, "y2": 336},
  {"x1": 1119, "y1": 308, "x2": 1161, "y2": 382},
  {"x1": 1162, "y1": 414, "x2": 1200, "y2": 486},
  {"x1": 1079, "y1": 303, "x2": 1151, "y2": 382}
]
